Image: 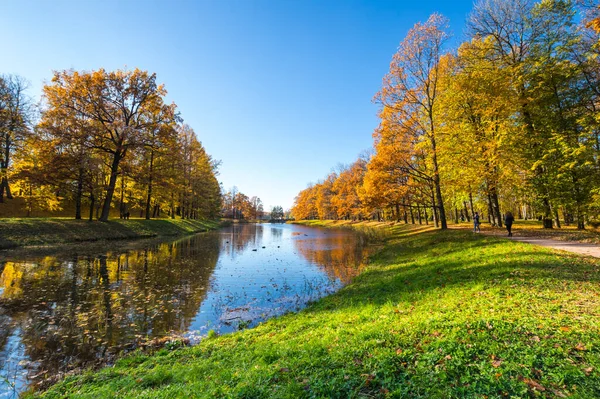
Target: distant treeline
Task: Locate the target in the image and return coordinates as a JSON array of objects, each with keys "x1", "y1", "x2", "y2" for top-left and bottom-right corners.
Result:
[
  {"x1": 293, "y1": 0, "x2": 600, "y2": 230},
  {"x1": 0, "y1": 69, "x2": 221, "y2": 220},
  {"x1": 221, "y1": 187, "x2": 287, "y2": 221}
]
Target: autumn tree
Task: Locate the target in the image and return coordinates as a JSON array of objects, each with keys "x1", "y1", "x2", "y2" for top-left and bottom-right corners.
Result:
[
  {"x1": 377, "y1": 13, "x2": 451, "y2": 229},
  {"x1": 0, "y1": 74, "x2": 33, "y2": 202},
  {"x1": 249, "y1": 196, "x2": 264, "y2": 219},
  {"x1": 42, "y1": 69, "x2": 178, "y2": 221}
]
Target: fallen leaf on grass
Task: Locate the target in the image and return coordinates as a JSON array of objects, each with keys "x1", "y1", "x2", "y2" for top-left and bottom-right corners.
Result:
[
  {"x1": 492, "y1": 360, "x2": 502, "y2": 368},
  {"x1": 361, "y1": 373, "x2": 375, "y2": 386},
  {"x1": 574, "y1": 342, "x2": 586, "y2": 351},
  {"x1": 520, "y1": 377, "x2": 545, "y2": 392},
  {"x1": 559, "y1": 326, "x2": 570, "y2": 332}
]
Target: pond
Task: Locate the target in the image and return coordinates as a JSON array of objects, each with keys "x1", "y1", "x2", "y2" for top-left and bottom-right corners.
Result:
[{"x1": 0, "y1": 223, "x2": 370, "y2": 397}]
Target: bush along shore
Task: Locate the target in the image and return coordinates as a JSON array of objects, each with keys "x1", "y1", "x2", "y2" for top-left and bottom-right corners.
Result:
[
  {"x1": 33, "y1": 222, "x2": 600, "y2": 398},
  {"x1": 0, "y1": 218, "x2": 222, "y2": 250}
]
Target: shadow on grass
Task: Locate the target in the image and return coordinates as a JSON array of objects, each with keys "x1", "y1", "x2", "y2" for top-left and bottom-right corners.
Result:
[{"x1": 305, "y1": 228, "x2": 600, "y2": 312}]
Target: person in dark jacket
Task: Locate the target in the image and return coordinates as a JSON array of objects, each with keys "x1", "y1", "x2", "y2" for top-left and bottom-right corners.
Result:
[
  {"x1": 505, "y1": 211, "x2": 514, "y2": 237},
  {"x1": 473, "y1": 212, "x2": 480, "y2": 233}
]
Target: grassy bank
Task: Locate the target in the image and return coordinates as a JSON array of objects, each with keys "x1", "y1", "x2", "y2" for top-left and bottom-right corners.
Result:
[
  {"x1": 35, "y1": 222, "x2": 600, "y2": 398},
  {"x1": 0, "y1": 218, "x2": 221, "y2": 250}
]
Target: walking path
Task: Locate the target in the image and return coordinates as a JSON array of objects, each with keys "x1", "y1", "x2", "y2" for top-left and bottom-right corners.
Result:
[
  {"x1": 506, "y1": 236, "x2": 600, "y2": 258},
  {"x1": 453, "y1": 224, "x2": 600, "y2": 258}
]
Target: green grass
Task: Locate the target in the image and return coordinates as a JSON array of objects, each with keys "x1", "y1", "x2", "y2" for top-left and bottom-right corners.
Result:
[
  {"x1": 33, "y1": 223, "x2": 600, "y2": 398},
  {"x1": 0, "y1": 218, "x2": 221, "y2": 249}
]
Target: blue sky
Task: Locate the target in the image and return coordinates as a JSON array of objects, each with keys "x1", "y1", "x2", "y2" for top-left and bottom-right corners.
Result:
[{"x1": 1, "y1": 0, "x2": 475, "y2": 210}]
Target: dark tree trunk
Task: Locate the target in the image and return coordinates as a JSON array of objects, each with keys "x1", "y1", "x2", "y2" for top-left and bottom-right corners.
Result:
[
  {"x1": 89, "y1": 192, "x2": 95, "y2": 221},
  {"x1": 576, "y1": 205, "x2": 584, "y2": 230},
  {"x1": 431, "y1": 194, "x2": 438, "y2": 228},
  {"x1": 429, "y1": 117, "x2": 447, "y2": 229},
  {"x1": 100, "y1": 150, "x2": 123, "y2": 222},
  {"x1": 75, "y1": 167, "x2": 84, "y2": 220},
  {"x1": 542, "y1": 197, "x2": 553, "y2": 229},
  {"x1": 0, "y1": 135, "x2": 14, "y2": 202},
  {"x1": 119, "y1": 175, "x2": 125, "y2": 219},
  {"x1": 554, "y1": 207, "x2": 561, "y2": 229},
  {"x1": 145, "y1": 150, "x2": 154, "y2": 220},
  {"x1": 490, "y1": 187, "x2": 502, "y2": 227},
  {"x1": 469, "y1": 191, "x2": 475, "y2": 220},
  {"x1": 170, "y1": 193, "x2": 175, "y2": 219},
  {"x1": 463, "y1": 201, "x2": 470, "y2": 222},
  {"x1": 487, "y1": 192, "x2": 494, "y2": 225}
]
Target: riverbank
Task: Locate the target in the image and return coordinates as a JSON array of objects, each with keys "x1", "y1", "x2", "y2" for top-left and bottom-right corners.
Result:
[
  {"x1": 0, "y1": 218, "x2": 222, "y2": 250},
  {"x1": 34, "y1": 222, "x2": 600, "y2": 398}
]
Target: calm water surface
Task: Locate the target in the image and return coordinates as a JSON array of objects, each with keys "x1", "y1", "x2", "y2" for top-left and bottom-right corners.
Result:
[{"x1": 0, "y1": 223, "x2": 368, "y2": 397}]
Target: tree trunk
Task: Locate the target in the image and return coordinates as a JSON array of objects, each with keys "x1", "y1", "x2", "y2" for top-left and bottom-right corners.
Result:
[
  {"x1": 554, "y1": 207, "x2": 561, "y2": 229},
  {"x1": 100, "y1": 151, "x2": 122, "y2": 222},
  {"x1": 170, "y1": 193, "x2": 175, "y2": 219},
  {"x1": 469, "y1": 191, "x2": 475, "y2": 220},
  {"x1": 119, "y1": 176, "x2": 126, "y2": 219},
  {"x1": 145, "y1": 150, "x2": 154, "y2": 220},
  {"x1": 0, "y1": 135, "x2": 14, "y2": 201},
  {"x1": 26, "y1": 184, "x2": 32, "y2": 217},
  {"x1": 428, "y1": 113, "x2": 447, "y2": 229},
  {"x1": 424, "y1": 206, "x2": 429, "y2": 225},
  {"x1": 542, "y1": 197, "x2": 553, "y2": 229},
  {"x1": 463, "y1": 201, "x2": 470, "y2": 222},
  {"x1": 490, "y1": 187, "x2": 502, "y2": 227},
  {"x1": 75, "y1": 167, "x2": 84, "y2": 220},
  {"x1": 487, "y1": 193, "x2": 494, "y2": 225},
  {"x1": 576, "y1": 206, "x2": 584, "y2": 230},
  {"x1": 89, "y1": 192, "x2": 95, "y2": 221},
  {"x1": 431, "y1": 189, "x2": 438, "y2": 228}
]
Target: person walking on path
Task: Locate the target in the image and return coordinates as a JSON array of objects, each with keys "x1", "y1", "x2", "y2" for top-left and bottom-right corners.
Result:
[
  {"x1": 473, "y1": 212, "x2": 481, "y2": 233},
  {"x1": 505, "y1": 211, "x2": 514, "y2": 237}
]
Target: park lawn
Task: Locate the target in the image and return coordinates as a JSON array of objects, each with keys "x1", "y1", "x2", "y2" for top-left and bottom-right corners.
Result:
[
  {"x1": 0, "y1": 218, "x2": 221, "y2": 249},
  {"x1": 34, "y1": 223, "x2": 600, "y2": 398}
]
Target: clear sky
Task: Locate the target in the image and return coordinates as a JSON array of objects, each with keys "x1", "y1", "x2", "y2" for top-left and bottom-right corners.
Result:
[{"x1": 1, "y1": 0, "x2": 476, "y2": 210}]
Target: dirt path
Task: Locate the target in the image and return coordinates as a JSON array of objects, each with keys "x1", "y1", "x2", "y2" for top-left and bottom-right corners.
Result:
[
  {"x1": 451, "y1": 224, "x2": 600, "y2": 258},
  {"x1": 506, "y1": 236, "x2": 600, "y2": 258}
]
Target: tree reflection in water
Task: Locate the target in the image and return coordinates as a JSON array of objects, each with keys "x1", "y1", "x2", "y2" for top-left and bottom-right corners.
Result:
[
  {"x1": 0, "y1": 233, "x2": 220, "y2": 394},
  {"x1": 292, "y1": 228, "x2": 369, "y2": 284}
]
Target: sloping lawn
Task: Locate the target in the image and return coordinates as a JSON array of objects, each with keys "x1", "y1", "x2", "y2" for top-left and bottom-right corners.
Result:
[{"x1": 0, "y1": 218, "x2": 220, "y2": 249}]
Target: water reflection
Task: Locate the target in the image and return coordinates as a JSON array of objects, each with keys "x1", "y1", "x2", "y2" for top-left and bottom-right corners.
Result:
[{"x1": 0, "y1": 223, "x2": 367, "y2": 397}]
